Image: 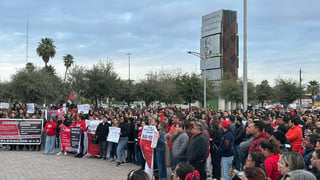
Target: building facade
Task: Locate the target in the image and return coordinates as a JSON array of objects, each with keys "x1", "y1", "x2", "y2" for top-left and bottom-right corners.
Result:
[{"x1": 200, "y1": 9, "x2": 239, "y2": 81}]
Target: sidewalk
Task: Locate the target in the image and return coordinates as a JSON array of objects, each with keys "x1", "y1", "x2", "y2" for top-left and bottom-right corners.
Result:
[{"x1": 0, "y1": 148, "x2": 140, "y2": 180}]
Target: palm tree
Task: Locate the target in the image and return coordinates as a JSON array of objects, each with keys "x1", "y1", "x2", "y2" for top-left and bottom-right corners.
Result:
[
  {"x1": 307, "y1": 80, "x2": 320, "y2": 104},
  {"x1": 36, "y1": 38, "x2": 56, "y2": 68},
  {"x1": 63, "y1": 54, "x2": 74, "y2": 82}
]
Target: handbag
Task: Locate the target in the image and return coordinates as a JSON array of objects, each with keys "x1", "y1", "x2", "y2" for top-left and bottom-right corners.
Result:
[{"x1": 91, "y1": 136, "x2": 99, "y2": 144}]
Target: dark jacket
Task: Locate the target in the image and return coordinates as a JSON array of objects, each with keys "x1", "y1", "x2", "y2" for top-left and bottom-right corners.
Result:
[
  {"x1": 234, "y1": 123, "x2": 246, "y2": 145},
  {"x1": 119, "y1": 122, "x2": 130, "y2": 137},
  {"x1": 95, "y1": 122, "x2": 109, "y2": 141},
  {"x1": 56, "y1": 119, "x2": 71, "y2": 135},
  {"x1": 156, "y1": 131, "x2": 166, "y2": 152},
  {"x1": 304, "y1": 148, "x2": 315, "y2": 170},
  {"x1": 128, "y1": 123, "x2": 135, "y2": 141},
  {"x1": 187, "y1": 133, "x2": 209, "y2": 164},
  {"x1": 310, "y1": 167, "x2": 320, "y2": 180},
  {"x1": 210, "y1": 130, "x2": 222, "y2": 152},
  {"x1": 218, "y1": 128, "x2": 234, "y2": 157}
]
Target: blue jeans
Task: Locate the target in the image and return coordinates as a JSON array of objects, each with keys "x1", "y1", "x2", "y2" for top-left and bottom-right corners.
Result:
[
  {"x1": 44, "y1": 135, "x2": 55, "y2": 154},
  {"x1": 174, "y1": 157, "x2": 187, "y2": 169},
  {"x1": 117, "y1": 137, "x2": 128, "y2": 162},
  {"x1": 156, "y1": 150, "x2": 167, "y2": 179},
  {"x1": 234, "y1": 145, "x2": 242, "y2": 170},
  {"x1": 110, "y1": 142, "x2": 118, "y2": 159},
  {"x1": 221, "y1": 156, "x2": 233, "y2": 180}
]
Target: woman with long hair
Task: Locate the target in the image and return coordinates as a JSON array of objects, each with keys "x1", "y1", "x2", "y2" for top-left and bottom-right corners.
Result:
[
  {"x1": 260, "y1": 139, "x2": 281, "y2": 180},
  {"x1": 242, "y1": 167, "x2": 267, "y2": 180},
  {"x1": 174, "y1": 162, "x2": 200, "y2": 180}
]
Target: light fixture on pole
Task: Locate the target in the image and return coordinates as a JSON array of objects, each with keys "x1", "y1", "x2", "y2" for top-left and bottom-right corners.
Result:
[{"x1": 187, "y1": 51, "x2": 206, "y2": 109}]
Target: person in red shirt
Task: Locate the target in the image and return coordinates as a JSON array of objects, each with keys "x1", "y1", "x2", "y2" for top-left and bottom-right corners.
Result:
[
  {"x1": 75, "y1": 114, "x2": 86, "y2": 158},
  {"x1": 260, "y1": 139, "x2": 281, "y2": 180},
  {"x1": 44, "y1": 117, "x2": 57, "y2": 155},
  {"x1": 286, "y1": 117, "x2": 303, "y2": 152}
]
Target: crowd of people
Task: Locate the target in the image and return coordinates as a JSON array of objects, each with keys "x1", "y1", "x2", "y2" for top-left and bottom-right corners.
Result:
[{"x1": 1, "y1": 103, "x2": 320, "y2": 180}]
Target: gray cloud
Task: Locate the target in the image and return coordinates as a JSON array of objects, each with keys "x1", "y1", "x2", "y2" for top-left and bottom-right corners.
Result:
[{"x1": 0, "y1": 0, "x2": 319, "y2": 86}]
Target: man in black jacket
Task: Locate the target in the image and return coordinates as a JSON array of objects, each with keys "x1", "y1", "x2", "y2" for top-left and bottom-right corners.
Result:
[
  {"x1": 234, "y1": 116, "x2": 246, "y2": 170},
  {"x1": 95, "y1": 116, "x2": 109, "y2": 160},
  {"x1": 187, "y1": 124, "x2": 209, "y2": 180},
  {"x1": 116, "y1": 116, "x2": 130, "y2": 166}
]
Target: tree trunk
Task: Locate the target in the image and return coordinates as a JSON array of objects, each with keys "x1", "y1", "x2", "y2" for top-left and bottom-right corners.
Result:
[{"x1": 64, "y1": 68, "x2": 68, "y2": 82}]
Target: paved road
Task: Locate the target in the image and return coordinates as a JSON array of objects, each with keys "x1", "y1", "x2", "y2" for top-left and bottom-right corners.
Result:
[{"x1": 0, "y1": 148, "x2": 141, "y2": 180}]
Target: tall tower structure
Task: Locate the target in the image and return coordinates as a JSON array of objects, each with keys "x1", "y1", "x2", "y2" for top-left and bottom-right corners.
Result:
[{"x1": 200, "y1": 9, "x2": 238, "y2": 82}]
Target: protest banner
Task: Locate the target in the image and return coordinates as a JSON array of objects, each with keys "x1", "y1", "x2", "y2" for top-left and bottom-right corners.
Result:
[
  {"x1": 0, "y1": 102, "x2": 9, "y2": 109},
  {"x1": 140, "y1": 125, "x2": 159, "y2": 179},
  {"x1": 26, "y1": 103, "x2": 35, "y2": 114},
  {"x1": 107, "y1": 127, "x2": 120, "y2": 143},
  {"x1": 0, "y1": 119, "x2": 43, "y2": 144},
  {"x1": 86, "y1": 120, "x2": 102, "y2": 156},
  {"x1": 70, "y1": 127, "x2": 81, "y2": 153},
  {"x1": 87, "y1": 133, "x2": 100, "y2": 156},
  {"x1": 60, "y1": 126, "x2": 72, "y2": 152},
  {"x1": 77, "y1": 104, "x2": 90, "y2": 114}
]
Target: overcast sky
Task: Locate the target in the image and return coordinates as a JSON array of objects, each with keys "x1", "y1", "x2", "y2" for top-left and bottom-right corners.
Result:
[{"x1": 0, "y1": 0, "x2": 319, "y2": 87}]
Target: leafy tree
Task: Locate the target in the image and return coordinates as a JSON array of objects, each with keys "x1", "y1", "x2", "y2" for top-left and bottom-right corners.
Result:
[
  {"x1": 135, "y1": 75, "x2": 161, "y2": 107},
  {"x1": 63, "y1": 54, "x2": 74, "y2": 82},
  {"x1": 219, "y1": 77, "x2": 242, "y2": 103},
  {"x1": 256, "y1": 80, "x2": 273, "y2": 107},
  {"x1": 273, "y1": 79, "x2": 303, "y2": 109},
  {"x1": 114, "y1": 80, "x2": 136, "y2": 106},
  {"x1": 25, "y1": 62, "x2": 36, "y2": 73},
  {"x1": 307, "y1": 80, "x2": 320, "y2": 104},
  {"x1": 0, "y1": 81, "x2": 11, "y2": 102},
  {"x1": 155, "y1": 70, "x2": 182, "y2": 105},
  {"x1": 83, "y1": 61, "x2": 119, "y2": 107},
  {"x1": 68, "y1": 65, "x2": 87, "y2": 101},
  {"x1": 9, "y1": 63, "x2": 62, "y2": 104},
  {"x1": 36, "y1": 37, "x2": 56, "y2": 68},
  {"x1": 176, "y1": 73, "x2": 203, "y2": 107}
]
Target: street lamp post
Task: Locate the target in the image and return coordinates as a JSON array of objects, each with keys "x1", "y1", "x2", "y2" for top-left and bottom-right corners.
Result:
[
  {"x1": 187, "y1": 51, "x2": 206, "y2": 109},
  {"x1": 126, "y1": 53, "x2": 131, "y2": 83},
  {"x1": 243, "y1": 0, "x2": 248, "y2": 111}
]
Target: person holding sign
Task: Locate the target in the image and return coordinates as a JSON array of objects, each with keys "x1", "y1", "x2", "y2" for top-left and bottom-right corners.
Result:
[
  {"x1": 75, "y1": 115, "x2": 86, "y2": 158},
  {"x1": 44, "y1": 117, "x2": 57, "y2": 155},
  {"x1": 116, "y1": 116, "x2": 130, "y2": 166},
  {"x1": 95, "y1": 116, "x2": 110, "y2": 160}
]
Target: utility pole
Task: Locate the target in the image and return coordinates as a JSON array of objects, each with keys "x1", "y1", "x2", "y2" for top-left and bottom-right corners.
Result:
[
  {"x1": 243, "y1": 0, "x2": 248, "y2": 111},
  {"x1": 26, "y1": 21, "x2": 29, "y2": 63},
  {"x1": 126, "y1": 53, "x2": 131, "y2": 84},
  {"x1": 299, "y1": 68, "x2": 302, "y2": 105}
]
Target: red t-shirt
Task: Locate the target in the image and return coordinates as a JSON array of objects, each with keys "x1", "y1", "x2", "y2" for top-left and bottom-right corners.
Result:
[{"x1": 44, "y1": 122, "x2": 57, "y2": 136}]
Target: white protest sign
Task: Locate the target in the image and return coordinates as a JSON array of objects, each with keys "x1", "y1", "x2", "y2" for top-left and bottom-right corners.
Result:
[
  {"x1": 0, "y1": 103, "x2": 9, "y2": 109},
  {"x1": 107, "y1": 127, "x2": 121, "y2": 143},
  {"x1": 26, "y1": 103, "x2": 35, "y2": 114},
  {"x1": 86, "y1": 120, "x2": 102, "y2": 134},
  {"x1": 77, "y1": 104, "x2": 90, "y2": 114}
]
